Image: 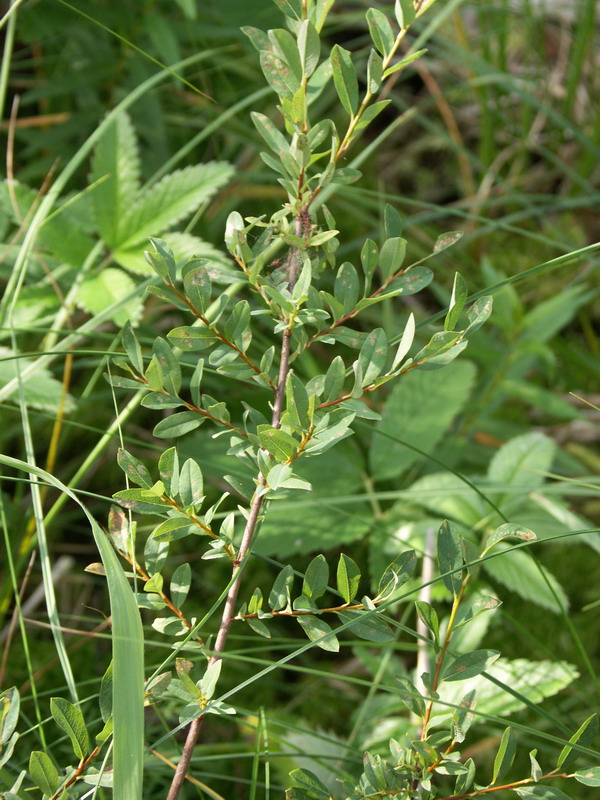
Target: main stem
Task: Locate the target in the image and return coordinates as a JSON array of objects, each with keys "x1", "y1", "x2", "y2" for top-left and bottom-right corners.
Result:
[{"x1": 166, "y1": 216, "x2": 305, "y2": 800}]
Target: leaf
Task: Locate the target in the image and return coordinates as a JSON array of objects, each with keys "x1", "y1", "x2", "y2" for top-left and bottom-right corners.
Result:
[
  {"x1": 438, "y1": 520, "x2": 464, "y2": 596},
  {"x1": 336, "y1": 609, "x2": 394, "y2": 642},
  {"x1": 115, "y1": 231, "x2": 228, "y2": 276},
  {"x1": 297, "y1": 20, "x2": 320, "y2": 77},
  {"x1": 170, "y1": 563, "x2": 192, "y2": 609},
  {"x1": 303, "y1": 555, "x2": 329, "y2": 600},
  {"x1": 487, "y1": 432, "x2": 556, "y2": 512},
  {"x1": 377, "y1": 550, "x2": 417, "y2": 600},
  {"x1": 483, "y1": 545, "x2": 568, "y2": 613},
  {"x1": 492, "y1": 727, "x2": 516, "y2": 783},
  {"x1": 443, "y1": 650, "x2": 500, "y2": 682},
  {"x1": 453, "y1": 690, "x2": 477, "y2": 743},
  {"x1": 0, "y1": 688, "x2": 19, "y2": 745},
  {"x1": 153, "y1": 412, "x2": 204, "y2": 439},
  {"x1": 483, "y1": 523, "x2": 537, "y2": 554},
  {"x1": 297, "y1": 615, "x2": 340, "y2": 652},
  {"x1": 330, "y1": 44, "x2": 358, "y2": 115},
  {"x1": 116, "y1": 162, "x2": 234, "y2": 250},
  {"x1": 269, "y1": 565, "x2": 295, "y2": 611},
  {"x1": 50, "y1": 697, "x2": 89, "y2": 760},
  {"x1": 465, "y1": 295, "x2": 493, "y2": 336},
  {"x1": 122, "y1": 321, "x2": 143, "y2": 373},
  {"x1": 396, "y1": 676, "x2": 426, "y2": 716},
  {"x1": 337, "y1": 554, "x2": 361, "y2": 603},
  {"x1": 288, "y1": 768, "x2": 331, "y2": 798},
  {"x1": 182, "y1": 260, "x2": 212, "y2": 315},
  {"x1": 382, "y1": 48, "x2": 427, "y2": 79},
  {"x1": 152, "y1": 517, "x2": 193, "y2": 543},
  {"x1": 167, "y1": 326, "x2": 218, "y2": 351},
  {"x1": 29, "y1": 751, "x2": 59, "y2": 796},
  {"x1": 117, "y1": 448, "x2": 153, "y2": 489},
  {"x1": 0, "y1": 347, "x2": 75, "y2": 414},
  {"x1": 257, "y1": 424, "x2": 298, "y2": 463},
  {"x1": 199, "y1": 660, "x2": 222, "y2": 701},
  {"x1": 158, "y1": 447, "x2": 179, "y2": 498},
  {"x1": 557, "y1": 713, "x2": 598, "y2": 771},
  {"x1": 445, "y1": 272, "x2": 468, "y2": 331},
  {"x1": 515, "y1": 787, "x2": 573, "y2": 800},
  {"x1": 91, "y1": 110, "x2": 140, "y2": 248},
  {"x1": 574, "y1": 767, "x2": 600, "y2": 787},
  {"x1": 366, "y1": 7, "x2": 394, "y2": 56},
  {"x1": 251, "y1": 111, "x2": 289, "y2": 155},
  {"x1": 379, "y1": 237, "x2": 407, "y2": 283},
  {"x1": 415, "y1": 601, "x2": 439, "y2": 646},
  {"x1": 178, "y1": 458, "x2": 204, "y2": 507},
  {"x1": 269, "y1": 0, "x2": 302, "y2": 19},
  {"x1": 391, "y1": 313, "x2": 415, "y2": 371},
  {"x1": 260, "y1": 49, "x2": 298, "y2": 98},
  {"x1": 369, "y1": 360, "x2": 476, "y2": 480},
  {"x1": 434, "y1": 230, "x2": 463, "y2": 253},
  {"x1": 77, "y1": 267, "x2": 143, "y2": 326}
]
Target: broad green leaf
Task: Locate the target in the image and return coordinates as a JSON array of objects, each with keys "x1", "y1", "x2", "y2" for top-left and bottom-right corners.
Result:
[
  {"x1": 91, "y1": 111, "x2": 140, "y2": 248},
  {"x1": 77, "y1": 267, "x2": 142, "y2": 326},
  {"x1": 487, "y1": 432, "x2": 556, "y2": 511},
  {"x1": 395, "y1": 0, "x2": 415, "y2": 27},
  {"x1": 269, "y1": 565, "x2": 295, "y2": 611},
  {"x1": 337, "y1": 553, "x2": 361, "y2": 603},
  {"x1": 170, "y1": 563, "x2": 192, "y2": 609},
  {"x1": 152, "y1": 337, "x2": 181, "y2": 396},
  {"x1": 29, "y1": 751, "x2": 59, "y2": 796},
  {"x1": 367, "y1": 48, "x2": 383, "y2": 93},
  {"x1": 483, "y1": 523, "x2": 537, "y2": 555},
  {"x1": 396, "y1": 676, "x2": 426, "y2": 716},
  {"x1": 51, "y1": 697, "x2": 89, "y2": 760},
  {"x1": 336, "y1": 609, "x2": 394, "y2": 642},
  {"x1": 483, "y1": 544, "x2": 568, "y2": 613},
  {"x1": 116, "y1": 162, "x2": 233, "y2": 250},
  {"x1": 251, "y1": 111, "x2": 289, "y2": 155},
  {"x1": 379, "y1": 237, "x2": 407, "y2": 282},
  {"x1": 260, "y1": 50, "x2": 297, "y2": 98},
  {"x1": 152, "y1": 518, "x2": 194, "y2": 543},
  {"x1": 297, "y1": 20, "x2": 320, "y2": 77},
  {"x1": 557, "y1": 713, "x2": 598, "y2": 771},
  {"x1": 268, "y1": 28, "x2": 303, "y2": 83},
  {"x1": 334, "y1": 262, "x2": 360, "y2": 314},
  {"x1": 358, "y1": 327, "x2": 388, "y2": 387},
  {"x1": 199, "y1": 660, "x2": 221, "y2": 701},
  {"x1": 182, "y1": 261, "x2": 212, "y2": 315},
  {"x1": 297, "y1": 615, "x2": 340, "y2": 652},
  {"x1": 415, "y1": 601, "x2": 439, "y2": 646},
  {"x1": 366, "y1": 7, "x2": 394, "y2": 56},
  {"x1": 158, "y1": 447, "x2": 179, "y2": 497},
  {"x1": 369, "y1": 360, "x2": 476, "y2": 480},
  {"x1": 153, "y1": 412, "x2": 204, "y2": 439},
  {"x1": 574, "y1": 767, "x2": 600, "y2": 787},
  {"x1": 443, "y1": 649, "x2": 500, "y2": 682},
  {"x1": 269, "y1": 0, "x2": 302, "y2": 19},
  {"x1": 167, "y1": 326, "x2": 218, "y2": 351},
  {"x1": 303, "y1": 555, "x2": 329, "y2": 600},
  {"x1": 288, "y1": 768, "x2": 331, "y2": 798},
  {"x1": 178, "y1": 458, "x2": 204, "y2": 507},
  {"x1": 330, "y1": 45, "x2": 358, "y2": 115},
  {"x1": 492, "y1": 727, "x2": 516, "y2": 783},
  {"x1": 515, "y1": 787, "x2": 573, "y2": 799},
  {"x1": 117, "y1": 448, "x2": 153, "y2": 489},
  {"x1": 257, "y1": 424, "x2": 298, "y2": 463},
  {"x1": 323, "y1": 355, "x2": 346, "y2": 403},
  {"x1": 465, "y1": 295, "x2": 493, "y2": 335},
  {"x1": 0, "y1": 347, "x2": 75, "y2": 414},
  {"x1": 438, "y1": 520, "x2": 464, "y2": 596}
]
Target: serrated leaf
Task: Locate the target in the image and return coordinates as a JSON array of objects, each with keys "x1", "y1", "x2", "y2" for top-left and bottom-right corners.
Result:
[
  {"x1": 303, "y1": 555, "x2": 329, "y2": 600},
  {"x1": 91, "y1": 111, "x2": 141, "y2": 248},
  {"x1": 297, "y1": 615, "x2": 340, "y2": 652},
  {"x1": 116, "y1": 162, "x2": 233, "y2": 250},
  {"x1": 170, "y1": 563, "x2": 192, "y2": 609},
  {"x1": 483, "y1": 545, "x2": 568, "y2": 613},
  {"x1": 330, "y1": 44, "x2": 358, "y2": 116},
  {"x1": 51, "y1": 697, "x2": 89, "y2": 760},
  {"x1": 488, "y1": 432, "x2": 556, "y2": 513},
  {"x1": 337, "y1": 553, "x2": 361, "y2": 603},
  {"x1": 77, "y1": 268, "x2": 143, "y2": 326},
  {"x1": 443, "y1": 650, "x2": 500, "y2": 682},
  {"x1": 29, "y1": 751, "x2": 59, "y2": 796}
]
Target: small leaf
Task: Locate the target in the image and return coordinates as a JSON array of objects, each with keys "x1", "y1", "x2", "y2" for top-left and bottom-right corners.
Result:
[
  {"x1": 452, "y1": 690, "x2": 477, "y2": 743},
  {"x1": 182, "y1": 260, "x2": 212, "y2": 315},
  {"x1": 269, "y1": 565, "x2": 295, "y2": 611},
  {"x1": 51, "y1": 697, "x2": 89, "y2": 760},
  {"x1": 330, "y1": 44, "x2": 358, "y2": 116},
  {"x1": 438, "y1": 520, "x2": 464, "y2": 596},
  {"x1": 178, "y1": 458, "x2": 204, "y2": 507},
  {"x1": 303, "y1": 554, "x2": 329, "y2": 600},
  {"x1": 288, "y1": 768, "x2": 331, "y2": 797},
  {"x1": 574, "y1": 767, "x2": 600, "y2": 787},
  {"x1": 117, "y1": 448, "x2": 153, "y2": 489},
  {"x1": 391, "y1": 313, "x2": 416, "y2": 371},
  {"x1": 443, "y1": 650, "x2": 500, "y2": 682},
  {"x1": 199, "y1": 660, "x2": 221, "y2": 701},
  {"x1": 170, "y1": 563, "x2": 192, "y2": 609},
  {"x1": 434, "y1": 230, "x2": 463, "y2": 253},
  {"x1": 465, "y1": 295, "x2": 493, "y2": 336},
  {"x1": 0, "y1": 688, "x2": 20, "y2": 746},
  {"x1": 152, "y1": 517, "x2": 193, "y2": 543},
  {"x1": 336, "y1": 608, "x2": 394, "y2": 642},
  {"x1": 557, "y1": 713, "x2": 598, "y2": 771},
  {"x1": 492, "y1": 727, "x2": 516, "y2": 783},
  {"x1": 396, "y1": 676, "x2": 426, "y2": 716},
  {"x1": 482, "y1": 523, "x2": 537, "y2": 555},
  {"x1": 358, "y1": 327, "x2": 388, "y2": 387},
  {"x1": 515, "y1": 787, "x2": 573, "y2": 799},
  {"x1": 121, "y1": 321, "x2": 143, "y2": 373},
  {"x1": 257, "y1": 424, "x2": 298, "y2": 463},
  {"x1": 415, "y1": 601, "x2": 439, "y2": 646},
  {"x1": 323, "y1": 355, "x2": 346, "y2": 403},
  {"x1": 158, "y1": 447, "x2": 179, "y2": 498},
  {"x1": 297, "y1": 20, "x2": 320, "y2": 78},
  {"x1": 444, "y1": 272, "x2": 468, "y2": 332},
  {"x1": 366, "y1": 7, "x2": 394, "y2": 56},
  {"x1": 337, "y1": 554, "x2": 361, "y2": 603},
  {"x1": 297, "y1": 615, "x2": 340, "y2": 652},
  {"x1": 377, "y1": 550, "x2": 417, "y2": 599},
  {"x1": 153, "y1": 412, "x2": 204, "y2": 439},
  {"x1": 379, "y1": 237, "x2": 407, "y2": 282},
  {"x1": 29, "y1": 751, "x2": 59, "y2": 796}
]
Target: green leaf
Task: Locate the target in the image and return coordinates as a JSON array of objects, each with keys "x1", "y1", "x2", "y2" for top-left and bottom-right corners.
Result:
[
  {"x1": 0, "y1": 347, "x2": 77, "y2": 414},
  {"x1": 152, "y1": 517, "x2": 193, "y2": 543},
  {"x1": 269, "y1": 565, "x2": 295, "y2": 611},
  {"x1": 391, "y1": 313, "x2": 415, "y2": 371},
  {"x1": 152, "y1": 337, "x2": 181, "y2": 396},
  {"x1": 369, "y1": 360, "x2": 476, "y2": 480},
  {"x1": 557, "y1": 713, "x2": 598, "y2": 771},
  {"x1": 0, "y1": 687, "x2": 19, "y2": 745},
  {"x1": 358, "y1": 328, "x2": 388, "y2": 386},
  {"x1": 379, "y1": 237, "x2": 407, "y2": 282},
  {"x1": 434, "y1": 230, "x2": 463, "y2": 253},
  {"x1": 297, "y1": 20, "x2": 320, "y2": 77},
  {"x1": 297, "y1": 615, "x2": 340, "y2": 652},
  {"x1": 117, "y1": 448, "x2": 153, "y2": 489},
  {"x1": 199, "y1": 660, "x2": 222, "y2": 701},
  {"x1": 29, "y1": 751, "x2": 59, "y2": 796},
  {"x1": 443, "y1": 650, "x2": 500, "y2": 682},
  {"x1": 438, "y1": 520, "x2": 464, "y2": 596},
  {"x1": 483, "y1": 545, "x2": 568, "y2": 613},
  {"x1": 50, "y1": 697, "x2": 89, "y2": 760},
  {"x1": 337, "y1": 554, "x2": 361, "y2": 603},
  {"x1": 251, "y1": 111, "x2": 289, "y2": 155},
  {"x1": 260, "y1": 50, "x2": 298, "y2": 98},
  {"x1": 270, "y1": 0, "x2": 302, "y2": 18},
  {"x1": 323, "y1": 355, "x2": 346, "y2": 403},
  {"x1": 574, "y1": 767, "x2": 600, "y2": 787},
  {"x1": 483, "y1": 523, "x2": 537, "y2": 554},
  {"x1": 415, "y1": 601, "x2": 439, "y2": 646},
  {"x1": 465, "y1": 295, "x2": 493, "y2": 335},
  {"x1": 122, "y1": 321, "x2": 143, "y2": 374},
  {"x1": 334, "y1": 262, "x2": 359, "y2": 315},
  {"x1": 153, "y1": 412, "x2": 204, "y2": 439},
  {"x1": 288, "y1": 768, "x2": 331, "y2": 798},
  {"x1": 515, "y1": 787, "x2": 573, "y2": 800},
  {"x1": 445, "y1": 272, "x2": 468, "y2": 331},
  {"x1": 303, "y1": 555, "x2": 329, "y2": 600},
  {"x1": 382, "y1": 48, "x2": 427, "y2": 78},
  {"x1": 167, "y1": 326, "x2": 218, "y2": 351},
  {"x1": 452, "y1": 690, "x2": 477, "y2": 743},
  {"x1": 116, "y1": 162, "x2": 234, "y2": 250},
  {"x1": 488, "y1": 432, "x2": 556, "y2": 513},
  {"x1": 377, "y1": 550, "x2": 417, "y2": 599},
  {"x1": 257, "y1": 424, "x2": 298, "y2": 463},
  {"x1": 178, "y1": 458, "x2": 204, "y2": 507},
  {"x1": 330, "y1": 45, "x2": 358, "y2": 115},
  {"x1": 91, "y1": 111, "x2": 140, "y2": 249},
  {"x1": 366, "y1": 7, "x2": 394, "y2": 56},
  {"x1": 361, "y1": 238, "x2": 379, "y2": 290},
  {"x1": 77, "y1": 268, "x2": 143, "y2": 326},
  {"x1": 170, "y1": 563, "x2": 192, "y2": 609},
  {"x1": 336, "y1": 609, "x2": 394, "y2": 642},
  {"x1": 492, "y1": 727, "x2": 516, "y2": 783},
  {"x1": 158, "y1": 447, "x2": 179, "y2": 497},
  {"x1": 182, "y1": 260, "x2": 212, "y2": 315},
  {"x1": 396, "y1": 676, "x2": 426, "y2": 716}
]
